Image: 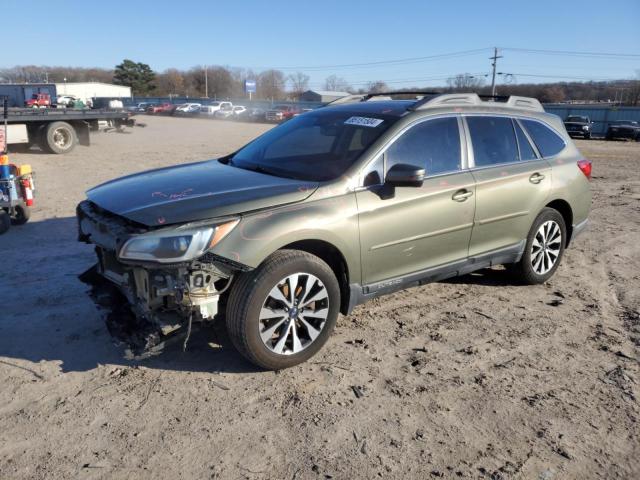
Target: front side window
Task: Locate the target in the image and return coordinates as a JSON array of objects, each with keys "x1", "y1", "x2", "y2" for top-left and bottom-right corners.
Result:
[
  {"x1": 385, "y1": 117, "x2": 462, "y2": 176},
  {"x1": 521, "y1": 119, "x2": 565, "y2": 158},
  {"x1": 467, "y1": 116, "x2": 519, "y2": 167},
  {"x1": 230, "y1": 110, "x2": 395, "y2": 181}
]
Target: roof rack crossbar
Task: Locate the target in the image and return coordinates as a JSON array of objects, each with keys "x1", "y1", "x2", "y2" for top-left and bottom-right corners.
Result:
[{"x1": 326, "y1": 90, "x2": 443, "y2": 106}]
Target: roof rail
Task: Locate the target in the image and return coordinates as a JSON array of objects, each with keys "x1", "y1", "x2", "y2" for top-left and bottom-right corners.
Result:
[
  {"x1": 413, "y1": 93, "x2": 544, "y2": 112},
  {"x1": 325, "y1": 90, "x2": 441, "y2": 106}
]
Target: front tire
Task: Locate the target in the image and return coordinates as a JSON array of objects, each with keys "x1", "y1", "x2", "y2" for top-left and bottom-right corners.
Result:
[
  {"x1": 512, "y1": 208, "x2": 566, "y2": 285},
  {"x1": 11, "y1": 203, "x2": 30, "y2": 225},
  {"x1": 226, "y1": 250, "x2": 340, "y2": 370}
]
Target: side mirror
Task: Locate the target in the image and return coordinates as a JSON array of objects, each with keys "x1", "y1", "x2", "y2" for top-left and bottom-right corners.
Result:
[{"x1": 386, "y1": 163, "x2": 425, "y2": 187}]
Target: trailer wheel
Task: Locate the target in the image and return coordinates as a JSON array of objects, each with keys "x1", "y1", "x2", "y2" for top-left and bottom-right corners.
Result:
[
  {"x1": 0, "y1": 210, "x2": 10, "y2": 234},
  {"x1": 43, "y1": 121, "x2": 77, "y2": 154},
  {"x1": 11, "y1": 203, "x2": 31, "y2": 225}
]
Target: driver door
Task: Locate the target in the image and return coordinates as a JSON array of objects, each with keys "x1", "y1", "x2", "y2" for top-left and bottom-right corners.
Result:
[{"x1": 356, "y1": 116, "x2": 476, "y2": 286}]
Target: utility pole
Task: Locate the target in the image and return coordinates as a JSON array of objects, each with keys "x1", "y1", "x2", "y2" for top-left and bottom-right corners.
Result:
[
  {"x1": 204, "y1": 65, "x2": 208, "y2": 98},
  {"x1": 490, "y1": 47, "x2": 502, "y2": 97}
]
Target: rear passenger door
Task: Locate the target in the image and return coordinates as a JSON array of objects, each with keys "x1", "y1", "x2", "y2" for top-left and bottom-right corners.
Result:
[{"x1": 465, "y1": 115, "x2": 552, "y2": 257}]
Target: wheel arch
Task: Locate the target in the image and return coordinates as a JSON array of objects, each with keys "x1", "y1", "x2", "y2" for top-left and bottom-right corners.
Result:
[
  {"x1": 280, "y1": 239, "x2": 351, "y2": 315},
  {"x1": 545, "y1": 199, "x2": 573, "y2": 246}
]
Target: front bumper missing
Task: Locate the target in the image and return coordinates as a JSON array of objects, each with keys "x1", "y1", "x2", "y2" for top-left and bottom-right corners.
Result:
[{"x1": 76, "y1": 200, "x2": 245, "y2": 355}]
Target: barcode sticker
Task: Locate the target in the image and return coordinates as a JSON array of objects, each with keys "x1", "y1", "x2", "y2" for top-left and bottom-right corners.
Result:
[{"x1": 344, "y1": 116, "x2": 384, "y2": 128}]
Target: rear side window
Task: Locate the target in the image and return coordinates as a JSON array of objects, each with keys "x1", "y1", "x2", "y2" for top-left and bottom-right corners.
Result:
[
  {"x1": 514, "y1": 120, "x2": 538, "y2": 161},
  {"x1": 467, "y1": 116, "x2": 519, "y2": 167},
  {"x1": 386, "y1": 117, "x2": 461, "y2": 176},
  {"x1": 521, "y1": 119, "x2": 565, "y2": 157}
]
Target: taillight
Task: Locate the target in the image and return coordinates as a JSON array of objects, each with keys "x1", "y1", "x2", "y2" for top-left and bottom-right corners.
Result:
[{"x1": 577, "y1": 159, "x2": 592, "y2": 180}]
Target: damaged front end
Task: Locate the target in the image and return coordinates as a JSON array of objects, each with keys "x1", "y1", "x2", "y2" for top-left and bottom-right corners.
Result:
[{"x1": 77, "y1": 200, "x2": 247, "y2": 355}]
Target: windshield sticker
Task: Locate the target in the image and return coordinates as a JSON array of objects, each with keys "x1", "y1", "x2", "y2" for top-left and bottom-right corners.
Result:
[{"x1": 344, "y1": 116, "x2": 384, "y2": 128}]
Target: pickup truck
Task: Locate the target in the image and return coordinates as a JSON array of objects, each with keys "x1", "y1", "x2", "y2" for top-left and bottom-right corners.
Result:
[
  {"x1": 563, "y1": 115, "x2": 592, "y2": 139},
  {"x1": 25, "y1": 93, "x2": 52, "y2": 108},
  {"x1": 265, "y1": 105, "x2": 301, "y2": 122}
]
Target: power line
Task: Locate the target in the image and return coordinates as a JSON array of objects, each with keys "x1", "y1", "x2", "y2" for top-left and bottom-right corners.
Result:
[
  {"x1": 501, "y1": 47, "x2": 640, "y2": 59},
  {"x1": 500, "y1": 72, "x2": 623, "y2": 81},
  {"x1": 266, "y1": 48, "x2": 492, "y2": 71}
]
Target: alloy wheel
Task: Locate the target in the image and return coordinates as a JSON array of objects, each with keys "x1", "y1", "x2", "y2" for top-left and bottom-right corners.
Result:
[
  {"x1": 531, "y1": 220, "x2": 562, "y2": 275},
  {"x1": 259, "y1": 273, "x2": 329, "y2": 355}
]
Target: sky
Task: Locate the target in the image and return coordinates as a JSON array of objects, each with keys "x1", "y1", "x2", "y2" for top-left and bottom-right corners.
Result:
[{"x1": 3, "y1": 0, "x2": 640, "y2": 89}]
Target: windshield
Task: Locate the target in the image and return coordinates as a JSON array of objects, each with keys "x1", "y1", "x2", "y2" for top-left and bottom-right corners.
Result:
[
  {"x1": 229, "y1": 110, "x2": 395, "y2": 181},
  {"x1": 567, "y1": 116, "x2": 587, "y2": 122}
]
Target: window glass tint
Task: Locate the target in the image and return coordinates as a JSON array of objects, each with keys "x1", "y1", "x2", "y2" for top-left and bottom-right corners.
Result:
[
  {"x1": 521, "y1": 119, "x2": 565, "y2": 157},
  {"x1": 467, "y1": 116, "x2": 518, "y2": 167},
  {"x1": 231, "y1": 110, "x2": 394, "y2": 181},
  {"x1": 386, "y1": 117, "x2": 461, "y2": 176},
  {"x1": 514, "y1": 120, "x2": 538, "y2": 161},
  {"x1": 264, "y1": 125, "x2": 335, "y2": 159}
]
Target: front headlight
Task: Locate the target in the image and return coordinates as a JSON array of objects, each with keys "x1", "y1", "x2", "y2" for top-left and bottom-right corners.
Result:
[
  {"x1": 119, "y1": 219, "x2": 238, "y2": 263},
  {"x1": 582, "y1": 125, "x2": 590, "y2": 130}
]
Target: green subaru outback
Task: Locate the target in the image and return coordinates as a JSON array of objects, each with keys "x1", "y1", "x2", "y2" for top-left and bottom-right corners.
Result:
[{"x1": 77, "y1": 92, "x2": 591, "y2": 370}]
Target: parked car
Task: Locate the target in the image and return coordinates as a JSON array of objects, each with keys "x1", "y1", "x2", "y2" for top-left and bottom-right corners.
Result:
[
  {"x1": 77, "y1": 92, "x2": 591, "y2": 370},
  {"x1": 147, "y1": 103, "x2": 175, "y2": 115},
  {"x1": 126, "y1": 102, "x2": 155, "y2": 113},
  {"x1": 55, "y1": 95, "x2": 78, "y2": 107},
  {"x1": 564, "y1": 115, "x2": 593, "y2": 139},
  {"x1": 200, "y1": 101, "x2": 233, "y2": 116},
  {"x1": 236, "y1": 107, "x2": 267, "y2": 122},
  {"x1": 605, "y1": 120, "x2": 640, "y2": 141},
  {"x1": 215, "y1": 105, "x2": 246, "y2": 119},
  {"x1": 266, "y1": 105, "x2": 301, "y2": 122},
  {"x1": 174, "y1": 103, "x2": 202, "y2": 115}
]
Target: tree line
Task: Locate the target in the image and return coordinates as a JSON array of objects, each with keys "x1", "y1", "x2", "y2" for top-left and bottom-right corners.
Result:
[{"x1": 0, "y1": 61, "x2": 638, "y2": 105}]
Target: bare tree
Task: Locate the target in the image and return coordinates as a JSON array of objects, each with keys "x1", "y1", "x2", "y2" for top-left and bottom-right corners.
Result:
[
  {"x1": 156, "y1": 68, "x2": 185, "y2": 96},
  {"x1": 324, "y1": 75, "x2": 350, "y2": 92},
  {"x1": 366, "y1": 81, "x2": 389, "y2": 93},
  {"x1": 629, "y1": 70, "x2": 640, "y2": 106},
  {"x1": 289, "y1": 72, "x2": 310, "y2": 98},
  {"x1": 258, "y1": 69, "x2": 287, "y2": 100},
  {"x1": 446, "y1": 73, "x2": 486, "y2": 92}
]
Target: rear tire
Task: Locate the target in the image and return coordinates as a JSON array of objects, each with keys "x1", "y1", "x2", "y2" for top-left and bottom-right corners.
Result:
[
  {"x1": 511, "y1": 208, "x2": 566, "y2": 285},
  {"x1": 43, "y1": 121, "x2": 77, "y2": 154},
  {"x1": 226, "y1": 250, "x2": 340, "y2": 370}
]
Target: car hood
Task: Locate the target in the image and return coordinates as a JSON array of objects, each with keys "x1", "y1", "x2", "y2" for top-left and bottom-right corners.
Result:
[{"x1": 86, "y1": 160, "x2": 318, "y2": 226}]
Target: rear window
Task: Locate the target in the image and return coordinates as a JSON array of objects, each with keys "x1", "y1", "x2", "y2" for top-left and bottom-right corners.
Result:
[
  {"x1": 514, "y1": 120, "x2": 538, "y2": 161},
  {"x1": 521, "y1": 119, "x2": 565, "y2": 157}
]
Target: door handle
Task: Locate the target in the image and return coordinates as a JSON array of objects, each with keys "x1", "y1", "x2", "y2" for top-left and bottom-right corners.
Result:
[
  {"x1": 529, "y1": 173, "x2": 546, "y2": 184},
  {"x1": 452, "y1": 189, "x2": 473, "y2": 202}
]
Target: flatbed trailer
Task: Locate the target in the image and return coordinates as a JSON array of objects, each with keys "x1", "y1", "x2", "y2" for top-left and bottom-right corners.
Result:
[{"x1": 5, "y1": 108, "x2": 135, "y2": 154}]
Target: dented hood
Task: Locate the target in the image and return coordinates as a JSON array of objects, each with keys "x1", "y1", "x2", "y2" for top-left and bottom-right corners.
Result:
[{"x1": 86, "y1": 160, "x2": 318, "y2": 226}]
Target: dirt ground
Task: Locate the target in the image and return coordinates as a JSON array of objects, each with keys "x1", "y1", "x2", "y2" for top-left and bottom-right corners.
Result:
[{"x1": 0, "y1": 116, "x2": 638, "y2": 480}]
